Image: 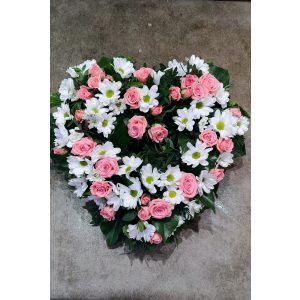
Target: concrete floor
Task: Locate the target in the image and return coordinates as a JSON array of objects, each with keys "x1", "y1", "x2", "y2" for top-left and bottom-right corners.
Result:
[{"x1": 50, "y1": 1, "x2": 251, "y2": 299}]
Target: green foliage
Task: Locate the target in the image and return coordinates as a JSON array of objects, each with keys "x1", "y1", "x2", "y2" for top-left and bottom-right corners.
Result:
[
  {"x1": 197, "y1": 192, "x2": 216, "y2": 213},
  {"x1": 122, "y1": 210, "x2": 137, "y2": 222},
  {"x1": 100, "y1": 218, "x2": 124, "y2": 248},
  {"x1": 232, "y1": 135, "x2": 246, "y2": 158},
  {"x1": 109, "y1": 115, "x2": 131, "y2": 150},
  {"x1": 152, "y1": 214, "x2": 180, "y2": 242},
  {"x1": 209, "y1": 65, "x2": 230, "y2": 87},
  {"x1": 50, "y1": 93, "x2": 61, "y2": 108},
  {"x1": 83, "y1": 201, "x2": 101, "y2": 226}
]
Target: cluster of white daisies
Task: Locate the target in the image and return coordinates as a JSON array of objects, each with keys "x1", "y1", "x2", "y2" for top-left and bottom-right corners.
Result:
[{"x1": 52, "y1": 55, "x2": 249, "y2": 244}]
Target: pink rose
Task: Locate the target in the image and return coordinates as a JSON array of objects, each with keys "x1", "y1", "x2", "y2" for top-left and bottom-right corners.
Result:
[
  {"x1": 181, "y1": 74, "x2": 198, "y2": 89},
  {"x1": 124, "y1": 87, "x2": 140, "y2": 109},
  {"x1": 148, "y1": 199, "x2": 174, "y2": 219},
  {"x1": 216, "y1": 138, "x2": 234, "y2": 153},
  {"x1": 127, "y1": 116, "x2": 148, "y2": 139},
  {"x1": 199, "y1": 74, "x2": 220, "y2": 95},
  {"x1": 179, "y1": 173, "x2": 198, "y2": 199},
  {"x1": 90, "y1": 181, "x2": 112, "y2": 198},
  {"x1": 100, "y1": 206, "x2": 115, "y2": 221},
  {"x1": 77, "y1": 85, "x2": 93, "y2": 100},
  {"x1": 105, "y1": 75, "x2": 113, "y2": 81},
  {"x1": 138, "y1": 206, "x2": 151, "y2": 221},
  {"x1": 181, "y1": 88, "x2": 193, "y2": 99},
  {"x1": 150, "y1": 106, "x2": 163, "y2": 116},
  {"x1": 141, "y1": 193, "x2": 151, "y2": 205},
  {"x1": 150, "y1": 232, "x2": 163, "y2": 244},
  {"x1": 169, "y1": 86, "x2": 181, "y2": 101},
  {"x1": 148, "y1": 124, "x2": 168, "y2": 143},
  {"x1": 74, "y1": 109, "x2": 84, "y2": 122},
  {"x1": 134, "y1": 67, "x2": 154, "y2": 83},
  {"x1": 87, "y1": 76, "x2": 100, "y2": 89},
  {"x1": 230, "y1": 107, "x2": 242, "y2": 118},
  {"x1": 89, "y1": 64, "x2": 105, "y2": 79},
  {"x1": 199, "y1": 129, "x2": 218, "y2": 147},
  {"x1": 191, "y1": 82, "x2": 209, "y2": 100},
  {"x1": 53, "y1": 147, "x2": 67, "y2": 155},
  {"x1": 71, "y1": 137, "x2": 96, "y2": 158},
  {"x1": 210, "y1": 169, "x2": 225, "y2": 183},
  {"x1": 95, "y1": 157, "x2": 119, "y2": 178}
]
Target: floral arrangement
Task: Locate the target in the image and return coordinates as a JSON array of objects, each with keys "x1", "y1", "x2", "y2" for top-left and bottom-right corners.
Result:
[{"x1": 50, "y1": 55, "x2": 249, "y2": 250}]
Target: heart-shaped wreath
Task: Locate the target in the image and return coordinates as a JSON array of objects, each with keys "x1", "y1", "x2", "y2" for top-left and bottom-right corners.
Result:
[{"x1": 50, "y1": 55, "x2": 249, "y2": 250}]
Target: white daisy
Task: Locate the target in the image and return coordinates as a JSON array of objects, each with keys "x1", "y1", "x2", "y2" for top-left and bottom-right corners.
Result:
[
  {"x1": 187, "y1": 200, "x2": 203, "y2": 218},
  {"x1": 138, "y1": 85, "x2": 159, "y2": 113},
  {"x1": 58, "y1": 78, "x2": 78, "y2": 102},
  {"x1": 106, "y1": 192, "x2": 122, "y2": 211},
  {"x1": 53, "y1": 103, "x2": 73, "y2": 125},
  {"x1": 96, "y1": 113, "x2": 116, "y2": 138},
  {"x1": 67, "y1": 156, "x2": 93, "y2": 177},
  {"x1": 167, "y1": 59, "x2": 187, "y2": 77},
  {"x1": 66, "y1": 127, "x2": 84, "y2": 147},
  {"x1": 152, "y1": 70, "x2": 165, "y2": 85},
  {"x1": 173, "y1": 107, "x2": 195, "y2": 131},
  {"x1": 54, "y1": 124, "x2": 69, "y2": 148},
  {"x1": 190, "y1": 96, "x2": 216, "y2": 119},
  {"x1": 140, "y1": 164, "x2": 161, "y2": 194},
  {"x1": 118, "y1": 177, "x2": 143, "y2": 209},
  {"x1": 198, "y1": 116, "x2": 209, "y2": 132},
  {"x1": 181, "y1": 140, "x2": 213, "y2": 168},
  {"x1": 209, "y1": 109, "x2": 235, "y2": 138},
  {"x1": 86, "y1": 195, "x2": 106, "y2": 209},
  {"x1": 68, "y1": 177, "x2": 88, "y2": 197},
  {"x1": 90, "y1": 141, "x2": 121, "y2": 163},
  {"x1": 159, "y1": 165, "x2": 182, "y2": 187},
  {"x1": 118, "y1": 156, "x2": 143, "y2": 177},
  {"x1": 187, "y1": 55, "x2": 209, "y2": 74},
  {"x1": 217, "y1": 152, "x2": 234, "y2": 168},
  {"x1": 234, "y1": 116, "x2": 249, "y2": 135},
  {"x1": 197, "y1": 170, "x2": 217, "y2": 196},
  {"x1": 84, "y1": 98, "x2": 109, "y2": 115},
  {"x1": 84, "y1": 114, "x2": 101, "y2": 130},
  {"x1": 96, "y1": 79, "x2": 122, "y2": 106},
  {"x1": 109, "y1": 98, "x2": 126, "y2": 115},
  {"x1": 66, "y1": 59, "x2": 96, "y2": 78},
  {"x1": 127, "y1": 221, "x2": 156, "y2": 242},
  {"x1": 86, "y1": 168, "x2": 103, "y2": 182},
  {"x1": 215, "y1": 83, "x2": 230, "y2": 108},
  {"x1": 163, "y1": 185, "x2": 184, "y2": 205},
  {"x1": 113, "y1": 57, "x2": 135, "y2": 78}
]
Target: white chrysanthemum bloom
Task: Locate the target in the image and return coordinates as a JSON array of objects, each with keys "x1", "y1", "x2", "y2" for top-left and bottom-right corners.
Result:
[
  {"x1": 167, "y1": 59, "x2": 187, "y2": 77},
  {"x1": 138, "y1": 85, "x2": 159, "y2": 113},
  {"x1": 53, "y1": 103, "x2": 73, "y2": 125},
  {"x1": 188, "y1": 200, "x2": 203, "y2": 218},
  {"x1": 163, "y1": 185, "x2": 184, "y2": 205},
  {"x1": 66, "y1": 127, "x2": 84, "y2": 147},
  {"x1": 173, "y1": 107, "x2": 195, "y2": 131},
  {"x1": 68, "y1": 177, "x2": 88, "y2": 197},
  {"x1": 187, "y1": 55, "x2": 209, "y2": 74},
  {"x1": 177, "y1": 215, "x2": 185, "y2": 227},
  {"x1": 209, "y1": 109, "x2": 235, "y2": 138},
  {"x1": 198, "y1": 116, "x2": 209, "y2": 132},
  {"x1": 233, "y1": 116, "x2": 249, "y2": 135},
  {"x1": 54, "y1": 124, "x2": 69, "y2": 148},
  {"x1": 96, "y1": 79, "x2": 122, "y2": 106},
  {"x1": 118, "y1": 156, "x2": 143, "y2": 177},
  {"x1": 86, "y1": 195, "x2": 106, "y2": 209},
  {"x1": 96, "y1": 113, "x2": 116, "y2": 138},
  {"x1": 127, "y1": 221, "x2": 156, "y2": 242},
  {"x1": 109, "y1": 98, "x2": 126, "y2": 115},
  {"x1": 90, "y1": 141, "x2": 121, "y2": 163},
  {"x1": 218, "y1": 152, "x2": 234, "y2": 168},
  {"x1": 152, "y1": 70, "x2": 165, "y2": 85},
  {"x1": 215, "y1": 83, "x2": 230, "y2": 108},
  {"x1": 182, "y1": 140, "x2": 213, "y2": 168},
  {"x1": 159, "y1": 165, "x2": 182, "y2": 187},
  {"x1": 190, "y1": 96, "x2": 216, "y2": 119},
  {"x1": 59, "y1": 78, "x2": 78, "y2": 102},
  {"x1": 67, "y1": 156, "x2": 93, "y2": 177},
  {"x1": 66, "y1": 59, "x2": 96, "y2": 77},
  {"x1": 118, "y1": 177, "x2": 143, "y2": 209},
  {"x1": 106, "y1": 192, "x2": 122, "y2": 211},
  {"x1": 85, "y1": 98, "x2": 109, "y2": 115},
  {"x1": 197, "y1": 170, "x2": 217, "y2": 196},
  {"x1": 86, "y1": 168, "x2": 103, "y2": 182},
  {"x1": 113, "y1": 57, "x2": 135, "y2": 78},
  {"x1": 84, "y1": 114, "x2": 101, "y2": 130},
  {"x1": 140, "y1": 164, "x2": 161, "y2": 194}
]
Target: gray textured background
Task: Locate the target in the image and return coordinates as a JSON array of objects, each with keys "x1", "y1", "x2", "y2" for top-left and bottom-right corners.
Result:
[{"x1": 50, "y1": 1, "x2": 251, "y2": 299}]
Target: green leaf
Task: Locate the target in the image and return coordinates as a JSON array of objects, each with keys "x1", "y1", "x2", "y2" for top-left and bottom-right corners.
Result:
[
  {"x1": 50, "y1": 93, "x2": 61, "y2": 108},
  {"x1": 98, "y1": 57, "x2": 115, "y2": 75},
  {"x1": 232, "y1": 135, "x2": 246, "y2": 158},
  {"x1": 109, "y1": 115, "x2": 131, "y2": 150},
  {"x1": 239, "y1": 106, "x2": 251, "y2": 118},
  {"x1": 100, "y1": 218, "x2": 124, "y2": 248},
  {"x1": 177, "y1": 133, "x2": 196, "y2": 153},
  {"x1": 209, "y1": 65, "x2": 230, "y2": 87},
  {"x1": 198, "y1": 192, "x2": 216, "y2": 213},
  {"x1": 122, "y1": 210, "x2": 137, "y2": 222},
  {"x1": 152, "y1": 214, "x2": 179, "y2": 242}
]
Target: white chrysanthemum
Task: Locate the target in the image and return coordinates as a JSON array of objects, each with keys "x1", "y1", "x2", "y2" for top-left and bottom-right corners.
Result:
[
  {"x1": 177, "y1": 215, "x2": 185, "y2": 227},
  {"x1": 90, "y1": 141, "x2": 121, "y2": 163},
  {"x1": 66, "y1": 127, "x2": 84, "y2": 147},
  {"x1": 59, "y1": 78, "x2": 78, "y2": 102},
  {"x1": 85, "y1": 98, "x2": 109, "y2": 115},
  {"x1": 187, "y1": 55, "x2": 209, "y2": 74},
  {"x1": 198, "y1": 116, "x2": 209, "y2": 132},
  {"x1": 173, "y1": 107, "x2": 195, "y2": 131},
  {"x1": 140, "y1": 164, "x2": 161, "y2": 194},
  {"x1": 67, "y1": 156, "x2": 93, "y2": 177},
  {"x1": 159, "y1": 165, "x2": 182, "y2": 187},
  {"x1": 118, "y1": 156, "x2": 143, "y2": 177},
  {"x1": 86, "y1": 195, "x2": 106, "y2": 209},
  {"x1": 106, "y1": 192, "x2": 122, "y2": 211},
  {"x1": 118, "y1": 177, "x2": 143, "y2": 209},
  {"x1": 234, "y1": 116, "x2": 249, "y2": 135},
  {"x1": 152, "y1": 70, "x2": 165, "y2": 85},
  {"x1": 197, "y1": 170, "x2": 217, "y2": 196},
  {"x1": 167, "y1": 59, "x2": 187, "y2": 77},
  {"x1": 163, "y1": 185, "x2": 184, "y2": 205},
  {"x1": 190, "y1": 96, "x2": 216, "y2": 119},
  {"x1": 215, "y1": 83, "x2": 230, "y2": 108},
  {"x1": 54, "y1": 124, "x2": 68, "y2": 148},
  {"x1": 218, "y1": 152, "x2": 234, "y2": 168},
  {"x1": 109, "y1": 98, "x2": 126, "y2": 115},
  {"x1": 53, "y1": 103, "x2": 73, "y2": 125},
  {"x1": 181, "y1": 140, "x2": 213, "y2": 168},
  {"x1": 96, "y1": 79, "x2": 122, "y2": 106},
  {"x1": 187, "y1": 200, "x2": 203, "y2": 218},
  {"x1": 66, "y1": 59, "x2": 96, "y2": 77},
  {"x1": 86, "y1": 168, "x2": 103, "y2": 182},
  {"x1": 127, "y1": 221, "x2": 156, "y2": 242},
  {"x1": 113, "y1": 57, "x2": 135, "y2": 78},
  {"x1": 138, "y1": 85, "x2": 159, "y2": 113},
  {"x1": 68, "y1": 177, "x2": 88, "y2": 197},
  {"x1": 96, "y1": 113, "x2": 116, "y2": 138},
  {"x1": 209, "y1": 109, "x2": 235, "y2": 138}
]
